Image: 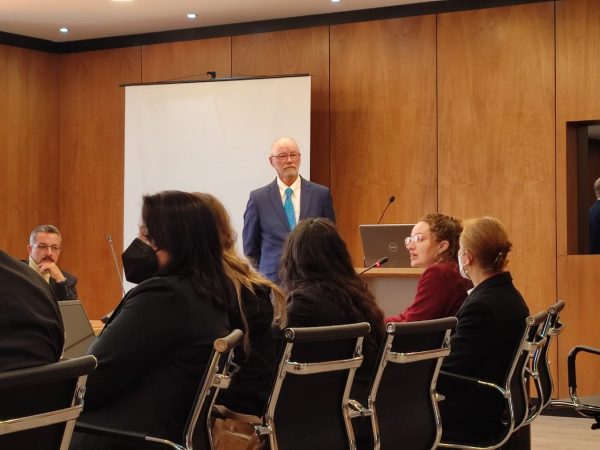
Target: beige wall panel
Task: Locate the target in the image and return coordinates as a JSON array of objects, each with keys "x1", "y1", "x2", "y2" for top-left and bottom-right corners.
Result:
[
  {"x1": 0, "y1": 45, "x2": 58, "y2": 256},
  {"x1": 141, "y1": 37, "x2": 231, "y2": 83},
  {"x1": 438, "y1": 3, "x2": 555, "y2": 319},
  {"x1": 556, "y1": 0, "x2": 600, "y2": 397},
  {"x1": 231, "y1": 27, "x2": 330, "y2": 186},
  {"x1": 330, "y1": 17, "x2": 437, "y2": 265},
  {"x1": 58, "y1": 48, "x2": 141, "y2": 319}
]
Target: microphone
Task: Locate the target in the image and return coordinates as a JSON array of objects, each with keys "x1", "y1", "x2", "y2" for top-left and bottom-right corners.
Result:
[
  {"x1": 359, "y1": 257, "x2": 389, "y2": 275},
  {"x1": 106, "y1": 234, "x2": 125, "y2": 296},
  {"x1": 377, "y1": 196, "x2": 396, "y2": 224}
]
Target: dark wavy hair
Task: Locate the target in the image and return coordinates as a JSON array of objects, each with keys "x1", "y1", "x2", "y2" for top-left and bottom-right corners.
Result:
[
  {"x1": 142, "y1": 190, "x2": 235, "y2": 310},
  {"x1": 280, "y1": 218, "x2": 384, "y2": 344}
]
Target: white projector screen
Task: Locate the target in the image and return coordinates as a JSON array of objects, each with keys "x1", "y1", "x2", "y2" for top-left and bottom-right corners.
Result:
[{"x1": 123, "y1": 75, "x2": 311, "y2": 270}]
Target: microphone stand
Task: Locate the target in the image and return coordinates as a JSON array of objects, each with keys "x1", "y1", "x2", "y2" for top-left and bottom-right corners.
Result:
[{"x1": 359, "y1": 257, "x2": 389, "y2": 275}]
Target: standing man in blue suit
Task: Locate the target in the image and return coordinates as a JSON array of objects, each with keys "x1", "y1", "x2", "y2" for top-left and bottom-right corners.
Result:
[{"x1": 243, "y1": 137, "x2": 336, "y2": 283}]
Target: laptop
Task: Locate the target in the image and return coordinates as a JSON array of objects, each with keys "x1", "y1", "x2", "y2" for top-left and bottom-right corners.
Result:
[
  {"x1": 58, "y1": 300, "x2": 96, "y2": 359},
  {"x1": 359, "y1": 224, "x2": 415, "y2": 268}
]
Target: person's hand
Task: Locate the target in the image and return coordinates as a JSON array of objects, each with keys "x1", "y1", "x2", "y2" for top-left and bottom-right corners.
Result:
[{"x1": 38, "y1": 261, "x2": 67, "y2": 283}]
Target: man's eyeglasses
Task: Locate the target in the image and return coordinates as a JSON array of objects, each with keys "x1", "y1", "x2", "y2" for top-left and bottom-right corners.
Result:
[
  {"x1": 32, "y1": 243, "x2": 61, "y2": 253},
  {"x1": 271, "y1": 152, "x2": 300, "y2": 162},
  {"x1": 404, "y1": 233, "x2": 425, "y2": 247}
]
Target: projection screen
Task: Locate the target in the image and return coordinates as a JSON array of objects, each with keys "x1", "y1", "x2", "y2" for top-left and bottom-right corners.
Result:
[{"x1": 123, "y1": 75, "x2": 311, "y2": 266}]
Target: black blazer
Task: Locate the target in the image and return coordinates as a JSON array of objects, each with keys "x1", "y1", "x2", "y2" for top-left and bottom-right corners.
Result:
[
  {"x1": 437, "y1": 271, "x2": 529, "y2": 441},
  {"x1": 71, "y1": 274, "x2": 230, "y2": 450},
  {"x1": 0, "y1": 250, "x2": 64, "y2": 372},
  {"x1": 286, "y1": 286, "x2": 383, "y2": 404}
]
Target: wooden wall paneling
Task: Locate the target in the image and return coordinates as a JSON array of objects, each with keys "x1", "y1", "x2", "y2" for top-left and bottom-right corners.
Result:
[
  {"x1": 0, "y1": 45, "x2": 58, "y2": 256},
  {"x1": 141, "y1": 37, "x2": 232, "y2": 83},
  {"x1": 231, "y1": 27, "x2": 330, "y2": 186},
  {"x1": 58, "y1": 47, "x2": 141, "y2": 319},
  {"x1": 330, "y1": 16, "x2": 437, "y2": 267},
  {"x1": 437, "y1": 3, "x2": 556, "y2": 320},
  {"x1": 557, "y1": 255, "x2": 600, "y2": 397},
  {"x1": 556, "y1": 0, "x2": 600, "y2": 397}
]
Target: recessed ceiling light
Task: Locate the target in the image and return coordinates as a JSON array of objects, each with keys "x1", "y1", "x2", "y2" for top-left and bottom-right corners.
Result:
[
  {"x1": 331, "y1": 0, "x2": 341, "y2": 3},
  {"x1": 59, "y1": 27, "x2": 69, "y2": 33},
  {"x1": 186, "y1": 12, "x2": 198, "y2": 20}
]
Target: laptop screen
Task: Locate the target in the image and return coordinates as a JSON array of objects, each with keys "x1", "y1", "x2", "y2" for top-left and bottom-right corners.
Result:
[
  {"x1": 359, "y1": 224, "x2": 415, "y2": 268},
  {"x1": 58, "y1": 300, "x2": 96, "y2": 359}
]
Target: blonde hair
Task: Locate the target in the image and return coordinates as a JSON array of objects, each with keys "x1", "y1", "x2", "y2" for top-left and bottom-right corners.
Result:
[
  {"x1": 460, "y1": 216, "x2": 512, "y2": 273},
  {"x1": 193, "y1": 193, "x2": 287, "y2": 351}
]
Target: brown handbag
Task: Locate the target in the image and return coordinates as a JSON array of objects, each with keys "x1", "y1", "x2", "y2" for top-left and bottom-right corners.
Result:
[{"x1": 212, "y1": 405, "x2": 266, "y2": 450}]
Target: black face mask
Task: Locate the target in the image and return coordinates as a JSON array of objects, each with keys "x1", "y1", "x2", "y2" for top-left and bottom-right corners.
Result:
[{"x1": 122, "y1": 238, "x2": 159, "y2": 284}]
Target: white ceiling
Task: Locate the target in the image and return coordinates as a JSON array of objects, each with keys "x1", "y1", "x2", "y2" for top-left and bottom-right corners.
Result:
[{"x1": 0, "y1": 0, "x2": 443, "y2": 43}]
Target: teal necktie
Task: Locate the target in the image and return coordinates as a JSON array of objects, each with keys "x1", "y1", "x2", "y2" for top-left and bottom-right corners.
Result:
[{"x1": 284, "y1": 187, "x2": 296, "y2": 230}]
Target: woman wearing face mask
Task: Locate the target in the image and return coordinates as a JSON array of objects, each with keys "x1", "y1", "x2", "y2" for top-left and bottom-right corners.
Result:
[
  {"x1": 437, "y1": 216, "x2": 530, "y2": 442},
  {"x1": 70, "y1": 191, "x2": 235, "y2": 450},
  {"x1": 385, "y1": 213, "x2": 471, "y2": 323}
]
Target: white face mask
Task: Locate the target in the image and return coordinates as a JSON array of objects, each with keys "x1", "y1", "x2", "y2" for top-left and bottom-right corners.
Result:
[{"x1": 458, "y1": 251, "x2": 470, "y2": 280}]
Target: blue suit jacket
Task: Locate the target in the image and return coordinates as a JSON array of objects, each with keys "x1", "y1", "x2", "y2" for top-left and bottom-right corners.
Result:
[
  {"x1": 242, "y1": 177, "x2": 335, "y2": 282},
  {"x1": 589, "y1": 199, "x2": 600, "y2": 254}
]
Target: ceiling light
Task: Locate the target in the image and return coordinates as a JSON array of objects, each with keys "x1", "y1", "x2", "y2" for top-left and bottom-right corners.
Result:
[
  {"x1": 331, "y1": 0, "x2": 341, "y2": 3},
  {"x1": 59, "y1": 27, "x2": 69, "y2": 33},
  {"x1": 186, "y1": 12, "x2": 198, "y2": 20}
]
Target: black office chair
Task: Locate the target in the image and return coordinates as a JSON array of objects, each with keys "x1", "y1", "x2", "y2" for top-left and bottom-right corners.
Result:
[
  {"x1": 252, "y1": 322, "x2": 371, "y2": 450},
  {"x1": 75, "y1": 329, "x2": 243, "y2": 450},
  {"x1": 550, "y1": 345, "x2": 600, "y2": 430},
  {"x1": 437, "y1": 310, "x2": 548, "y2": 450},
  {"x1": 522, "y1": 299, "x2": 565, "y2": 425},
  {"x1": 351, "y1": 317, "x2": 456, "y2": 450},
  {"x1": 0, "y1": 355, "x2": 97, "y2": 450}
]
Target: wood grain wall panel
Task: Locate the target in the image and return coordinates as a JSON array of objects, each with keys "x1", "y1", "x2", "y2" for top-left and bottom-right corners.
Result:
[
  {"x1": 0, "y1": 45, "x2": 58, "y2": 256},
  {"x1": 141, "y1": 37, "x2": 231, "y2": 83},
  {"x1": 330, "y1": 17, "x2": 437, "y2": 266},
  {"x1": 231, "y1": 27, "x2": 330, "y2": 186},
  {"x1": 438, "y1": 3, "x2": 555, "y2": 320},
  {"x1": 58, "y1": 47, "x2": 141, "y2": 319},
  {"x1": 556, "y1": 255, "x2": 600, "y2": 396},
  {"x1": 556, "y1": 0, "x2": 600, "y2": 397}
]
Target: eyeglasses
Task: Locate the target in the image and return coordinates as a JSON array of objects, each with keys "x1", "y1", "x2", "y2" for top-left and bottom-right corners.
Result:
[
  {"x1": 270, "y1": 152, "x2": 300, "y2": 162},
  {"x1": 404, "y1": 233, "x2": 425, "y2": 247},
  {"x1": 32, "y1": 243, "x2": 61, "y2": 253}
]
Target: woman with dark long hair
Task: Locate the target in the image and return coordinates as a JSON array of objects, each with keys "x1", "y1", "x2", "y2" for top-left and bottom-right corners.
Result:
[
  {"x1": 71, "y1": 190, "x2": 235, "y2": 450},
  {"x1": 280, "y1": 218, "x2": 385, "y2": 403}
]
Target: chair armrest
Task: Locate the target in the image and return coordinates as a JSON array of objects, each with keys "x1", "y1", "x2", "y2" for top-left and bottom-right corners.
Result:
[
  {"x1": 74, "y1": 421, "x2": 147, "y2": 442},
  {"x1": 567, "y1": 346, "x2": 600, "y2": 390},
  {"x1": 346, "y1": 399, "x2": 372, "y2": 418},
  {"x1": 439, "y1": 370, "x2": 507, "y2": 397}
]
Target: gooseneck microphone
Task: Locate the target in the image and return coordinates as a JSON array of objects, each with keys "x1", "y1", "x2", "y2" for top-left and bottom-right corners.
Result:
[
  {"x1": 359, "y1": 257, "x2": 389, "y2": 275},
  {"x1": 106, "y1": 234, "x2": 126, "y2": 296},
  {"x1": 377, "y1": 196, "x2": 396, "y2": 224}
]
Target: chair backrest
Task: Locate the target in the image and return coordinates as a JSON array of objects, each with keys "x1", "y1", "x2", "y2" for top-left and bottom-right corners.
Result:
[
  {"x1": 370, "y1": 317, "x2": 457, "y2": 450},
  {"x1": 537, "y1": 300, "x2": 565, "y2": 410},
  {"x1": 184, "y1": 329, "x2": 243, "y2": 450},
  {"x1": 0, "y1": 355, "x2": 97, "y2": 450},
  {"x1": 263, "y1": 322, "x2": 371, "y2": 450},
  {"x1": 509, "y1": 310, "x2": 549, "y2": 433}
]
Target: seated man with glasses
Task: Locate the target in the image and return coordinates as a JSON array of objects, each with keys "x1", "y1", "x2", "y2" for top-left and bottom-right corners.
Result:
[
  {"x1": 243, "y1": 136, "x2": 336, "y2": 284},
  {"x1": 26, "y1": 224, "x2": 78, "y2": 300}
]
